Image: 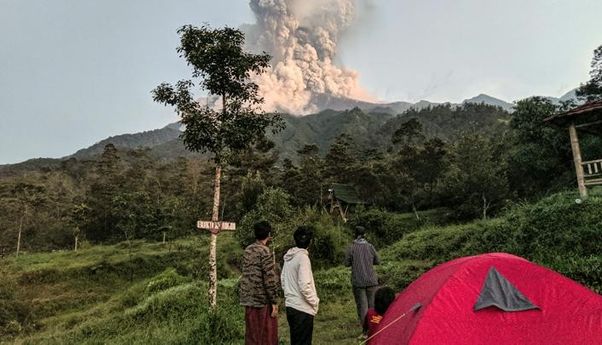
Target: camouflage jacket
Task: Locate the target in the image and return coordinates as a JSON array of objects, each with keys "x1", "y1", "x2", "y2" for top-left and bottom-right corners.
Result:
[{"x1": 239, "y1": 242, "x2": 279, "y2": 307}]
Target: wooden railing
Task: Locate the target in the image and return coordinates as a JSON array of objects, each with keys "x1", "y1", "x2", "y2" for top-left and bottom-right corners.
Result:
[{"x1": 582, "y1": 159, "x2": 602, "y2": 185}]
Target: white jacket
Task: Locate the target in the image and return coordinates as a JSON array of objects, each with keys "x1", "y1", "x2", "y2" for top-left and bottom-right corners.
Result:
[{"x1": 281, "y1": 247, "x2": 319, "y2": 316}]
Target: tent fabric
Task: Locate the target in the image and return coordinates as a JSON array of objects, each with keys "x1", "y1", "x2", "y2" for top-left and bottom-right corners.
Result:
[
  {"x1": 473, "y1": 267, "x2": 538, "y2": 312},
  {"x1": 371, "y1": 253, "x2": 602, "y2": 345}
]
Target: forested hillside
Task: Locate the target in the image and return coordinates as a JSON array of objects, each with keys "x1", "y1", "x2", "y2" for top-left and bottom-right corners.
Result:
[{"x1": 1, "y1": 97, "x2": 597, "y2": 255}]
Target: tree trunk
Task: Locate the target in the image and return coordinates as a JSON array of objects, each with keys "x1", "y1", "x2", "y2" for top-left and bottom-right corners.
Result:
[
  {"x1": 209, "y1": 164, "x2": 222, "y2": 310},
  {"x1": 482, "y1": 193, "x2": 490, "y2": 220},
  {"x1": 16, "y1": 206, "x2": 26, "y2": 257},
  {"x1": 162, "y1": 232, "x2": 166, "y2": 244},
  {"x1": 74, "y1": 235, "x2": 79, "y2": 252},
  {"x1": 412, "y1": 203, "x2": 421, "y2": 221}
]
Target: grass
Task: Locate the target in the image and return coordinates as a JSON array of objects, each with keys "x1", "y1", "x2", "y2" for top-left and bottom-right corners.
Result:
[
  {"x1": 2, "y1": 192, "x2": 600, "y2": 343},
  {"x1": 0, "y1": 235, "x2": 375, "y2": 345}
]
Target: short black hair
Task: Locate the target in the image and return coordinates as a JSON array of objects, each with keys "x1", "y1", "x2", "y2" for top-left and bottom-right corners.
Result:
[
  {"x1": 254, "y1": 221, "x2": 272, "y2": 241},
  {"x1": 293, "y1": 225, "x2": 314, "y2": 249},
  {"x1": 374, "y1": 286, "x2": 396, "y2": 315},
  {"x1": 354, "y1": 225, "x2": 366, "y2": 237}
]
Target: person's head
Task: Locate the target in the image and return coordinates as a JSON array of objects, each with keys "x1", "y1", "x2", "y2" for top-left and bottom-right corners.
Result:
[
  {"x1": 293, "y1": 225, "x2": 314, "y2": 249},
  {"x1": 354, "y1": 225, "x2": 366, "y2": 238},
  {"x1": 254, "y1": 221, "x2": 272, "y2": 241},
  {"x1": 374, "y1": 286, "x2": 396, "y2": 316}
]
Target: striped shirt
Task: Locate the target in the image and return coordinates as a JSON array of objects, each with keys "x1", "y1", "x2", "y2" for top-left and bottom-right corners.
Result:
[{"x1": 345, "y1": 237, "x2": 380, "y2": 287}]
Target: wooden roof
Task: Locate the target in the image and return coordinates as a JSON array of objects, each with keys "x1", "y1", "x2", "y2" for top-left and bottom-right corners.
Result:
[
  {"x1": 544, "y1": 100, "x2": 602, "y2": 132},
  {"x1": 330, "y1": 183, "x2": 363, "y2": 204}
]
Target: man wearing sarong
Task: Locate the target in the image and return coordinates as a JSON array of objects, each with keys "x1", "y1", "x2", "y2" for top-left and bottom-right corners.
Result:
[{"x1": 239, "y1": 221, "x2": 279, "y2": 345}]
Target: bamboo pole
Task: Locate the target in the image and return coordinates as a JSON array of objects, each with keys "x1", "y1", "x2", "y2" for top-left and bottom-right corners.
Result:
[{"x1": 569, "y1": 124, "x2": 588, "y2": 198}]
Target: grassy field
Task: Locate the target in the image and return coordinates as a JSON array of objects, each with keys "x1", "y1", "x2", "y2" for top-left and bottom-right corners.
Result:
[
  {"x1": 0, "y1": 235, "x2": 380, "y2": 345},
  {"x1": 2, "y1": 192, "x2": 601, "y2": 344}
]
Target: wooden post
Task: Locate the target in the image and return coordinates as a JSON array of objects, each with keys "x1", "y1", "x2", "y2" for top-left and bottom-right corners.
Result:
[
  {"x1": 569, "y1": 124, "x2": 588, "y2": 198},
  {"x1": 16, "y1": 206, "x2": 26, "y2": 257},
  {"x1": 208, "y1": 164, "x2": 221, "y2": 309}
]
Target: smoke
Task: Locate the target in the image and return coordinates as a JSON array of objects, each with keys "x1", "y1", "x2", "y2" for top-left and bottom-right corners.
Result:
[{"x1": 245, "y1": 0, "x2": 370, "y2": 114}]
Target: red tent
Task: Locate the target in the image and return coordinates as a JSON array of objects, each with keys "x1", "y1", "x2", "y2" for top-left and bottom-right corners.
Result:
[{"x1": 371, "y1": 253, "x2": 602, "y2": 345}]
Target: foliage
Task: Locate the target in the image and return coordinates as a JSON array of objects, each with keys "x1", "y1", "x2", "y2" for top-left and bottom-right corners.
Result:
[
  {"x1": 236, "y1": 187, "x2": 294, "y2": 250},
  {"x1": 437, "y1": 132, "x2": 510, "y2": 219},
  {"x1": 348, "y1": 207, "x2": 449, "y2": 248},
  {"x1": 380, "y1": 192, "x2": 602, "y2": 292},
  {"x1": 152, "y1": 25, "x2": 282, "y2": 164},
  {"x1": 506, "y1": 97, "x2": 574, "y2": 196},
  {"x1": 577, "y1": 44, "x2": 602, "y2": 101}
]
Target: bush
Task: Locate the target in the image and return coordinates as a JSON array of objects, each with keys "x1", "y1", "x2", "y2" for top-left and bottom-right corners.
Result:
[
  {"x1": 377, "y1": 260, "x2": 434, "y2": 291},
  {"x1": 238, "y1": 189, "x2": 351, "y2": 268},
  {"x1": 144, "y1": 268, "x2": 189, "y2": 296},
  {"x1": 0, "y1": 274, "x2": 33, "y2": 338},
  {"x1": 381, "y1": 192, "x2": 602, "y2": 292},
  {"x1": 348, "y1": 207, "x2": 450, "y2": 248}
]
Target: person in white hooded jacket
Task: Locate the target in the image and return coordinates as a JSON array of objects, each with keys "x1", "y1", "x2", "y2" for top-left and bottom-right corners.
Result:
[{"x1": 281, "y1": 226, "x2": 319, "y2": 345}]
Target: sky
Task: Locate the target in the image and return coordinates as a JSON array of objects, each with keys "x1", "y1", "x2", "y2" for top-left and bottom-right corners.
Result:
[{"x1": 1, "y1": 0, "x2": 601, "y2": 164}]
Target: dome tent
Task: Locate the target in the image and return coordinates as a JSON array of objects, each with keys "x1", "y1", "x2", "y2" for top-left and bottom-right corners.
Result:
[{"x1": 371, "y1": 253, "x2": 602, "y2": 345}]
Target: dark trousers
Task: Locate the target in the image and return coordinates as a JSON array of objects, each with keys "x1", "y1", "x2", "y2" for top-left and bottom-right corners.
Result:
[
  {"x1": 353, "y1": 285, "x2": 378, "y2": 329},
  {"x1": 286, "y1": 307, "x2": 314, "y2": 345}
]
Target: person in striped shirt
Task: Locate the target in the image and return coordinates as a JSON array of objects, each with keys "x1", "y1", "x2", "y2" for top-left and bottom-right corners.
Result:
[{"x1": 345, "y1": 225, "x2": 381, "y2": 335}]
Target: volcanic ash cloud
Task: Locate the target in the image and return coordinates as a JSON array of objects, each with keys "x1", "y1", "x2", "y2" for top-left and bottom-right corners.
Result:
[{"x1": 245, "y1": 0, "x2": 368, "y2": 114}]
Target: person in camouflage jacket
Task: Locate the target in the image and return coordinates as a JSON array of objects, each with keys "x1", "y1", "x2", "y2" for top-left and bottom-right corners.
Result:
[{"x1": 239, "y1": 221, "x2": 280, "y2": 345}]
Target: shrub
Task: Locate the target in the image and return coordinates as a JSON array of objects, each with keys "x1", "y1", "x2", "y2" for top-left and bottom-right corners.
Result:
[
  {"x1": 348, "y1": 207, "x2": 450, "y2": 248},
  {"x1": 381, "y1": 192, "x2": 602, "y2": 292},
  {"x1": 144, "y1": 268, "x2": 189, "y2": 296}
]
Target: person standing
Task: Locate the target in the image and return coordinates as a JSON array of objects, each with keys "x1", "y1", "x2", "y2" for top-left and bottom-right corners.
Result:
[
  {"x1": 345, "y1": 225, "x2": 380, "y2": 334},
  {"x1": 239, "y1": 221, "x2": 279, "y2": 345},
  {"x1": 281, "y1": 226, "x2": 319, "y2": 345}
]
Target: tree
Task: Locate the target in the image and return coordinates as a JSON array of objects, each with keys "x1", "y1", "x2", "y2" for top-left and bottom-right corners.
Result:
[
  {"x1": 438, "y1": 133, "x2": 509, "y2": 220},
  {"x1": 507, "y1": 97, "x2": 573, "y2": 196},
  {"x1": 152, "y1": 25, "x2": 282, "y2": 309},
  {"x1": 391, "y1": 118, "x2": 425, "y2": 147},
  {"x1": 294, "y1": 144, "x2": 324, "y2": 206},
  {"x1": 324, "y1": 134, "x2": 358, "y2": 183},
  {"x1": 577, "y1": 45, "x2": 602, "y2": 101}
]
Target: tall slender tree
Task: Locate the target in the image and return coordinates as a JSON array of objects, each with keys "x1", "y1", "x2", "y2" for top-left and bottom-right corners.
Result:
[
  {"x1": 577, "y1": 45, "x2": 602, "y2": 101},
  {"x1": 152, "y1": 25, "x2": 282, "y2": 309}
]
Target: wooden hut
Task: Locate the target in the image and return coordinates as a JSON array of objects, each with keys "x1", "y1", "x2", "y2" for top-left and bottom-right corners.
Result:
[
  {"x1": 544, "y1": 100, "x2": 602, "y2": 198},
  {"x1": 328, "y1": 183, "x2": 363, "y2": 222}
]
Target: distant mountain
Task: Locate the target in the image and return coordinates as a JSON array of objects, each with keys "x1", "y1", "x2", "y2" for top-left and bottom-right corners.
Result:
[
  {"x1": 462, "y1": 94, "x2": 514, "y2": 112},
  {"x1": 559, "y1": 89, "x2": 578, "y2": 102},
  {"x1": 70, "y1": 123, "x2": 182, "y2": 160},
  {"x1": 1, "y1": 90, "x2": 581, "y2": 172}
]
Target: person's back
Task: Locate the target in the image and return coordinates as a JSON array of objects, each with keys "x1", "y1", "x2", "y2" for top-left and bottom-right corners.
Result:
[
  {"x1": 347, "y1": 237, "x2": 379, "y2": 287},
  {"x1": 281, "y1": 226, "x2": 319, "y2": 345},
  {"x1": 239, "y1": 221, "x2": 279, "y2": 345},
  {"x1": 281, "y1": 247, "x2": 319, "y2": 315},
  {"x1": 345, "y1": 226, "x2": 380, "y2": 335},
  {"x1": 240, "y1": 242, "x2": 277, "y2": 307}
]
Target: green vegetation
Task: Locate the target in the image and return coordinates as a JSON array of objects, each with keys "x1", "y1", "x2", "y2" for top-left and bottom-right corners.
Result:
[
  {"x1": 1, "y1": 35, "x2": 600, "y2": 345},
  {"x1": 1, "y1": 192, "x2": 600, "y2": 344}
]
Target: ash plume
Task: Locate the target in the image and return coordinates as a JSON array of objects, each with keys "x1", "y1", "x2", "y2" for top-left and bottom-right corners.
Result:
[{"x1": 245, "y1": 0, "x2": 370, "y2": 114}]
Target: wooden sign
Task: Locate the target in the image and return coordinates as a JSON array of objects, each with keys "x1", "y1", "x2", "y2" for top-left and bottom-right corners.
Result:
[{"x1": 197, "y1": 220, "x2": 236, "y2": 234}]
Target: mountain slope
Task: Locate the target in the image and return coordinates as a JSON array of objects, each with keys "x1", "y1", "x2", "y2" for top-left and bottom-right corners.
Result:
[
  {"x1": 462, "y1": 94, "x2": 514, "y2": 112},
  {"x1": 70, "y1": 123, "x2": 182, "y2": 160}
]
